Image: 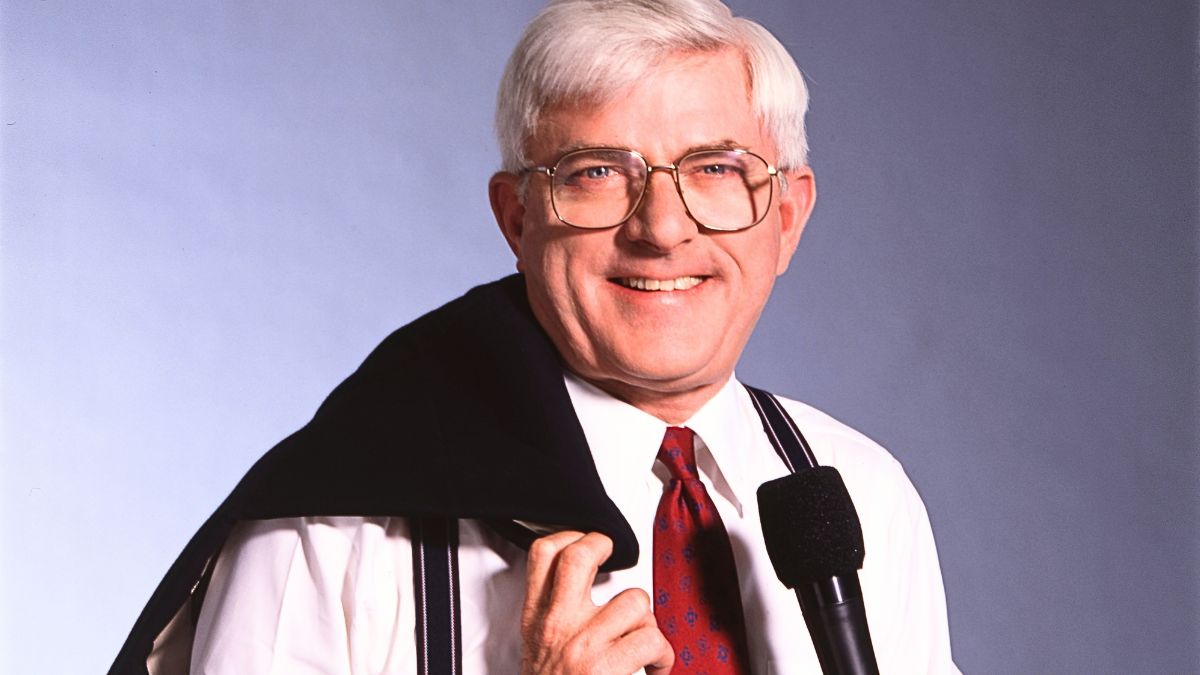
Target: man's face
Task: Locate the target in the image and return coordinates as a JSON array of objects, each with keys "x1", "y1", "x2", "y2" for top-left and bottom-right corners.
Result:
[{"x1": 490, "y1": 49, "x2": 815, "y2": 420}]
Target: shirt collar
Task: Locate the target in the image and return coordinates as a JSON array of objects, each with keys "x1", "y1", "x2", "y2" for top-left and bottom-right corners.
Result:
[{"x1": 563, "y1": 372, "x2": 759, "y2": 515}]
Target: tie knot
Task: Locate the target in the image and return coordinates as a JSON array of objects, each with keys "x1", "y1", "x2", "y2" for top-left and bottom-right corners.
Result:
[{"x1": 657, "y1": 426, "x2": 698, "y2": 481}]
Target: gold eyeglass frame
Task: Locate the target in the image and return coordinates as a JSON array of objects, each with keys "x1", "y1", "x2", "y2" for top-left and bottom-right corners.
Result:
[{"x1": 521, "y1": 147, "x2": 786, "y2": 232}]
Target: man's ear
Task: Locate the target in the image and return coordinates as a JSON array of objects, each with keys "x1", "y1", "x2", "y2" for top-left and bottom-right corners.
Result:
[
  {"x1": 489, "y1": 172, "x2": 526, "y2": 268},
  {"x1": 774, "y1": 166, "x2": 816, "y2": 276}
]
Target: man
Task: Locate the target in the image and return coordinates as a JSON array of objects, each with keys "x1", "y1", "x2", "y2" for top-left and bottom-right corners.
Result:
[{"x1": 111, "y1": 1, "x2": 957, "y2": 673}]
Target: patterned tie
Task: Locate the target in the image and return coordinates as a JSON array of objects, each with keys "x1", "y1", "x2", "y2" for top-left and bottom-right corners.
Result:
[{"x1": 653, "y1": 427, "x2": 752, "y2": 673}]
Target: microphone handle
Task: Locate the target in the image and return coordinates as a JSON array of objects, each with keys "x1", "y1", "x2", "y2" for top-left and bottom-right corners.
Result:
[{"x1": 796, "y1": 574, "x2": 880, "y2": 675}]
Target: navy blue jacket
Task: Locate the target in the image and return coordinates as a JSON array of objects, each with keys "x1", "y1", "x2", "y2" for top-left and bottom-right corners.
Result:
[{"x1": 109, "y1": 275, "x2": 640, "y2": 674}]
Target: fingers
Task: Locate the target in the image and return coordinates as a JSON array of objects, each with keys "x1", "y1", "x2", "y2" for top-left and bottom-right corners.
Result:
[
  {"x1": 521, "y1": 532, "x2": 673, "y2": 674},
  {"x1": 593, "y1": 589, "x2": 675, "y2": 674},
  {"x1": 524, "y1": 530, "x2": 587, "y2": 623},
  {"x1": 588, "y1": 588, "x2": 654, "y2": 640},
  {"x1": 546, "y1": 532, "x2": 613, "y2": 610},
  {"x1": 524, "y1": 531, "x2": 613, "y2": 621},
  {"x1": 620, "y1": 624, "x2": 675, "y2": 675}
]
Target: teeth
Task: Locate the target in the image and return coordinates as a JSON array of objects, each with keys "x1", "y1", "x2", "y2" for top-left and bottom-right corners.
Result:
[{"x1": 618, "y1": 276, "x2": 704, "y2": 291}]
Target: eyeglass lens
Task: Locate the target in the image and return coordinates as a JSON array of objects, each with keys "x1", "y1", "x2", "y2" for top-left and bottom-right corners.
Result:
[{"x1": 549, "y1": 149, "x2": 774, "y2": 230}]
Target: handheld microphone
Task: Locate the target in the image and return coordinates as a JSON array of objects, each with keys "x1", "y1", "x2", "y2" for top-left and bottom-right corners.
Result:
[{"x1": 757, "y1": 466, "x2": 880, "y2": 675}]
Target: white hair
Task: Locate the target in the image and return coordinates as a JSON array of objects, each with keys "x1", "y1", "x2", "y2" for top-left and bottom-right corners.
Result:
[{"x1": 495, "y1": 0, "x2": 811, "y2": 172}]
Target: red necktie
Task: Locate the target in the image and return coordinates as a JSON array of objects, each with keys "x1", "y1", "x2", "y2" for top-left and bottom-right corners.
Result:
[{"x1": 653, "y1": 426, "x2": 752, "y2": 673}]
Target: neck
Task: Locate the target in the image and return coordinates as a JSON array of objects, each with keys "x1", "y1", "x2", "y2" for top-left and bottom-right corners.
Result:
[{"x1": 581, "y1": 375, "x2": 727, "y2": 425}]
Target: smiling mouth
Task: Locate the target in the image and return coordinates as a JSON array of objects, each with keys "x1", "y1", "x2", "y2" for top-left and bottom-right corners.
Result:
[{"x1": 613, "y1": 276, "x2": 706, "y2": 292}]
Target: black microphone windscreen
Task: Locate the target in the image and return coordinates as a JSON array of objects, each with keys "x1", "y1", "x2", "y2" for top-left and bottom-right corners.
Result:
[{"x1": 757, "y1": 466, "x2": 866, "y2": 588}]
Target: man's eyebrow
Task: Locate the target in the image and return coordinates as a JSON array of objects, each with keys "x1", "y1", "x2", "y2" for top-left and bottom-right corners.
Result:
[
  {"x1": 550, "y1": 139, "x2": 751, "y2": 157},
  {"x1": 555, "y1": 140, "x2": 622, "y2": 155},
  {"x1": 681, "y1": 140, "x2": 749, "y2": 155}
]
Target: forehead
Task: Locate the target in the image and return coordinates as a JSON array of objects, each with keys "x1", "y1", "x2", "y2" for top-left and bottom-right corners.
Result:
[{"x1": 527, "y1": 50, "x2": 770, "y2": 163}]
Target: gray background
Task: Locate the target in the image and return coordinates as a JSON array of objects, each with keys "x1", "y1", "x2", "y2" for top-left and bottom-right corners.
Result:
[{"x1": 2, "y1": 1, "x2": 1196, "y2": 672}]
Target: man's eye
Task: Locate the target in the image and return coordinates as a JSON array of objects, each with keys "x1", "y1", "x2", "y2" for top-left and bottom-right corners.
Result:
[
  {"x1": 692, "y1": 163, "x2": 744, "y2": 179},
  {"x1": 582, "y1": 165, "x2": 617, "y2": 180},
  {"x1": 561, "y1": 164, "x2": 624, "y2": 188}
]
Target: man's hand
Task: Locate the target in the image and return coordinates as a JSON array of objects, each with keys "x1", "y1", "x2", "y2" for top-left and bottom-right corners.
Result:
[{"x1": 521, "y1": 531, "x2": 674, "y2": 675}]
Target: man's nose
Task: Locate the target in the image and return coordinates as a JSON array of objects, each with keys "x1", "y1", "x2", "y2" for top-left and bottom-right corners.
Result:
[{"x1": 621, "y1": 167, "x2": 698, "y2": 250}]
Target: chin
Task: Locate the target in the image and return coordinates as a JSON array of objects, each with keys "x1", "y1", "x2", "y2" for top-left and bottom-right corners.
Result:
[{"x1": 602, "y1": 355, "x2": 724, "y2": 393}]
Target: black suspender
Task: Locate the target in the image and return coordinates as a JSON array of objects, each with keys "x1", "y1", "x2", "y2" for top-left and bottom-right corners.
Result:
[
  {"x1": 407, "y1": 385, "x2": 815, "y2": 674},
  {"x1": 744, "y1": 385, "x2": 819, "y2": 471},
  {"x1": 410, "y1": 515, "x2": 463, "y2": 675}
]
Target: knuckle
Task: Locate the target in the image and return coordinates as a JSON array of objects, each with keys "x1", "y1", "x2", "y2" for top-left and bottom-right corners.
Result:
[
  {"x1": 581, "y1": 531, "x2": 612, "y2": 546},
  {"x1": 610, "y1": 588, "x2": 652, "y2": 616},
  {"x1": 527, "y1": 537, "x2": 560, "y2": 565},
  {"x1": 528, "y1": 531, "x2": 588, "y2": 565},
  {"x1": 561, "y1": 637, "x2": 592, "y2": 671},
  {"x1": 627, "y1": 588, "x2": 652, "y2": 612},
  {"x1": 634, "y1": 629, "x2": 675, "y2": 670},
  {"x1": 557, "y1": 543, "x2": 595, "y2": 569}
]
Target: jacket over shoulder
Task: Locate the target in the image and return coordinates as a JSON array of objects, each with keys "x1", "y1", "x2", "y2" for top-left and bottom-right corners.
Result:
[{"x1": 109, "y1": 274, "x2": 639, "y2": 675}]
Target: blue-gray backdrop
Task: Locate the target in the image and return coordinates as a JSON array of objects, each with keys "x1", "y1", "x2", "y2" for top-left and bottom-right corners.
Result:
[{"x1": 2, "y1": 1, "x2": 1197, "y2": 672}]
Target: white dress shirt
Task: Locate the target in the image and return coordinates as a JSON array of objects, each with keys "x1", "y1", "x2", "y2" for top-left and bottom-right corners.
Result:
[{"x1": 191, "y1": 374, "x2": 958, "y2": 674}]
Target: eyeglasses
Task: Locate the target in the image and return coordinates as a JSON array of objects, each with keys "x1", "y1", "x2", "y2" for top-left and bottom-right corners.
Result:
[{"x1": 521, "y1": 147, "x2": 785, "y2": 231}]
